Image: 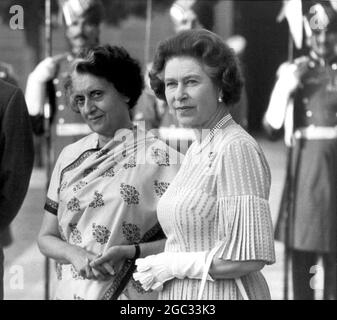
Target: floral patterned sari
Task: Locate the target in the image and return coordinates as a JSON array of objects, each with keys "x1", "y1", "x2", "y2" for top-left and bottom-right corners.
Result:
[{"x1": 44, "y1": 127, "x2": 181, "y2": 299}]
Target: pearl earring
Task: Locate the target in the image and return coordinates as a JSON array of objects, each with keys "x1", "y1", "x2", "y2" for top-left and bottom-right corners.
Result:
[{"x1": 218, "y1": 96, "x2": 223, "y2": 103}]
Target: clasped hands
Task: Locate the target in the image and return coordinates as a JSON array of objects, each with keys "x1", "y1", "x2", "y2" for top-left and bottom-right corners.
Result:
[
  {"x1": 133, "y1": 251, "x2": 212, "y2": 292},
  {"x1": 71, "y1": 246, "x2": 123, "y2": 281}
]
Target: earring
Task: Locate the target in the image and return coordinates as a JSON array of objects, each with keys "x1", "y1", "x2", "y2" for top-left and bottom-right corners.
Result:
[{"x1": 218, "y1": 96, "x2": 223, "y2": 103}]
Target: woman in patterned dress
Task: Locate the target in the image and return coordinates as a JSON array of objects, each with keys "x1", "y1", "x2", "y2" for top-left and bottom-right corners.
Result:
[
  {"x1": 133, "y1": 29, "x2": 276, "y2": 300},
  {"x1": 37, "y1": 45, "x2": 182, "y2": 300}
]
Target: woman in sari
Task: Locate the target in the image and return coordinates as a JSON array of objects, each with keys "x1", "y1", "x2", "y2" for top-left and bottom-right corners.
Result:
[
  {"x1": 38, "y1": 45, "x2": 181, "y2": 300},
  {"x1": 133, "y1": 29, "x2": 275, "y2": 300}
]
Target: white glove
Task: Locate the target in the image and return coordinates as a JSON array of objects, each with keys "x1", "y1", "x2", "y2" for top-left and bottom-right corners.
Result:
[
  {"x1": 25, "y1": 73, "x2": 47, "y2": 115},
  {"x1": 30, "y1": 56, "x2": 59, "y2": 83},
  {"x1": 264, "y1": 59, "x2": 308, "y2": 132},
  {"x1": 25, "y1": 54, "x2": 65, "y2": 115},
  {"x1": 276, "y1": 57, "x2": 309, "y2": 93},
  {"x1": 276, "y1": 62, "x2": 299, "y2": 93},
  {"x1": 133, "y1": 251, "x2": 213, "y2": 291}
]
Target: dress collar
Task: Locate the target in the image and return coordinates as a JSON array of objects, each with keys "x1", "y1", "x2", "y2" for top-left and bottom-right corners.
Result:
[{"x1": 193, "y1": 110, "x2": 233, "y2": 155}]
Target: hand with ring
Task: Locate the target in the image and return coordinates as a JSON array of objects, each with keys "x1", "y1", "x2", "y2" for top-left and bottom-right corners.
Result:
[{"x1": 68, "y1": 246, "x2": 111, "y2": 281}]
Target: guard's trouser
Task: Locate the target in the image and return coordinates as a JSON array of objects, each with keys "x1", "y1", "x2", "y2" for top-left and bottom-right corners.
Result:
[{"x1": 292, "y1": 249, "x2": 336, "y2": 300}]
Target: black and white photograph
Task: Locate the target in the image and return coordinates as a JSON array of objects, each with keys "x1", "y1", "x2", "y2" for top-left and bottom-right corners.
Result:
[{"x1": 0, "y1": 0, "x2": 336, "y2": 303}]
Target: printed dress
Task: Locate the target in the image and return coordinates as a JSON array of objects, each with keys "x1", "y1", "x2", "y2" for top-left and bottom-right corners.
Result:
[
  {"x1": 44, "y1": 127, "x2": 182, "y2": 300},
  {"x1": 157, "y1": 115, "x2": 276, "y2": 300}
]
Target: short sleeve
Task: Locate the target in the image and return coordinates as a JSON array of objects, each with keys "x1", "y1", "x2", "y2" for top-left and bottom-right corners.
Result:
[
  {"x1": 216, "y1": 139, "x2": 275, "y2": 264},
  {"x1": 44, "y1": 151, "x2": 64, "y2": 215}
]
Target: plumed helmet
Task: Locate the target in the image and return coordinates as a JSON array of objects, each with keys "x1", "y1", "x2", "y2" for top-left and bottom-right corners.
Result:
[{"x1": 59, "y1": 0, "x2": 104, "y2": 26}]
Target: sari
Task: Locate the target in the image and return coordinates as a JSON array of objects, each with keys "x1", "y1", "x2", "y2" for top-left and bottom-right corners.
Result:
[{"x1": 44, "y1": 126, "x2": 182, "y2": 299}]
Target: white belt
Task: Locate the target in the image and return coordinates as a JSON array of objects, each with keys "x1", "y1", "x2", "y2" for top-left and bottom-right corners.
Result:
[
  {"x1": 158, "y1": 127, "x2": 196, "y2": 141},
  {"x1": 56, "y1": 123, "x2": 92, "y2": 136},
  {"x1": 294, "y1": 126, "x2": 337, "y2": 140}
]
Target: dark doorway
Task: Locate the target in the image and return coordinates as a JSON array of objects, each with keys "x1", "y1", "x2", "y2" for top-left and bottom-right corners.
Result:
[{"x1": 234, "y1": 0, "x2": 289, "y2": 132}]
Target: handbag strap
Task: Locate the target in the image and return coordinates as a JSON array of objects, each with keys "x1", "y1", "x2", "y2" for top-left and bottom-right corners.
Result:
[
  {"x1": 198, "y1": 243, "x2": 222, "y2": 300},
  {"x1": 235, "y1": 278, "x2": 249, "y2": 300},
  {"x1": 197, "y1": 243, "x2": 249, "y2": 300}
]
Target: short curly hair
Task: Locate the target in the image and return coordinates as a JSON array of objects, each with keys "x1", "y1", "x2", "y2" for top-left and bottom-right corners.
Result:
[
  {"x1": 65, "y1": 44, "x2": 144, "y2": 112},
  {"x1": 149, "y1": 29, "x2": 243, "y2": 106}
]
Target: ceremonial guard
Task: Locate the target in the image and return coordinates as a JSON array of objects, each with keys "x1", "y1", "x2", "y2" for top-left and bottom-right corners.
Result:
[
  {"x1": 25, "y1": 0, "x2": 104, "y2": 164},
  {"x1": 264, "y1": 2, "x2": 337, "y2": 300}
]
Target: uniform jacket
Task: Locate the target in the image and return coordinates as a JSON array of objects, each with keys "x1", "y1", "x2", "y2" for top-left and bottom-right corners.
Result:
[
  {"x1": 264, "y1": 54, "x2": 337, "y2": 145},
  {"x1": 0, "y1": 80, "x2": 34, "y2": 234}
]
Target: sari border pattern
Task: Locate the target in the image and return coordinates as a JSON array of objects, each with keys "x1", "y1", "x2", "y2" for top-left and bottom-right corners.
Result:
[{"x1": 102, "y1": 222, "x2": 165, "y2": 300}]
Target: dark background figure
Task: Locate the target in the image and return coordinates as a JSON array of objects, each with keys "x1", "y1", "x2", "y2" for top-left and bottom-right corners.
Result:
[
  {"x1": 25, "y1": 0, "x2": 104, "y2": 166},
  {"x1": 264, "y1": 1, "x2": 337, "y2": 300},
  {"x1": 0, "y1": 61, "x2": 22, "y2": 294},
  {"x1": 0, "y1": 79, "x2": 34, "y2": 299},
  {"x1": 234, "y1": 0, "x2": 289, "y2": 132}
]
